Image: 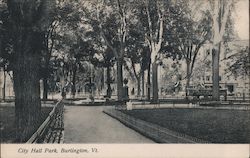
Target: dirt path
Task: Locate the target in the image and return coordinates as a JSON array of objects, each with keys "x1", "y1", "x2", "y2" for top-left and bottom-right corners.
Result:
[{"x1": 63, "y1": 106, "x2": 154, "y2": 143}]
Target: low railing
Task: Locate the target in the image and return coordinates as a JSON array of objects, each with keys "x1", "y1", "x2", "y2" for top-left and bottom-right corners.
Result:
[
  {"x1": 26, "y1": 100, "x2": 63, "y2": 143},
  {"x1": 103, "y1": 108, "x2": 209, "y2": 143},
  {"x1": 116, "y1": 102, "x2": 250, "y2": 111}
]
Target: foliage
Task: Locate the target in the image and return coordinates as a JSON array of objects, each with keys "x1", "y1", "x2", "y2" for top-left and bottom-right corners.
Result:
[
  {"x1": 225, "y1": 46, "x2": 250, "y2": 77},
  {"x1": 162, "y1": 0, "x2": 212, "y2": 76}
]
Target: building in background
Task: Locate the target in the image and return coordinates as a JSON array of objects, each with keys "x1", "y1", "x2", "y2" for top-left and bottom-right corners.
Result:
[
  {"x1": 188, "y1": 39, "x2": 249, "y2": 98},
  {"x1": 0, "y1": 69, "x2": 14, "y2": 100}
]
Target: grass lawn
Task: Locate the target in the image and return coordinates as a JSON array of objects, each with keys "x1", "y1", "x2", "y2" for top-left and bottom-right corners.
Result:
[
  {"x1": 122, "y1": 108, "x2": 250, "y2": 143},
  {"x1": 0, "y1": 106, "x2": 53, "y2": 143}
]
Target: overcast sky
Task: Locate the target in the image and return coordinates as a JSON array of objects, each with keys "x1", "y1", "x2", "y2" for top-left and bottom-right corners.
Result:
[{"x1": 234, "y1": 0, "x2": 249, "y2": 40}]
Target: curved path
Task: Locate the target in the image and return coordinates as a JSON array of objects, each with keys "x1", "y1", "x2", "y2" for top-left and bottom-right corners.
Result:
[{"x1": 63, "y1": 106, "x2": 154, "y2": 143}]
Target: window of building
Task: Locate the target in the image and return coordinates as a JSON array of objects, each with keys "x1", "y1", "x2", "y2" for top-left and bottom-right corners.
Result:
[
  {"x1": 219, "y1": 76, "x2": 222, "y2": 81},
  {"x1": 206, "y1": 76, "x2": 210, "y2": 81},
  {"x1": 227, "y1": 85, "x2": 234, "y2": 93}
]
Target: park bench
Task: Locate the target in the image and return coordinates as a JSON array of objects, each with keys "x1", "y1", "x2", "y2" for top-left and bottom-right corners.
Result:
[{"x1": 26, "y1": 100, "x2": 64, "y2": 143}]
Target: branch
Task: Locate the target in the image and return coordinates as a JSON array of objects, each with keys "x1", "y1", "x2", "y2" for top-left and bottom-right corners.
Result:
[
  {"x1": 131, "y1": 58, "x2": 140, "y2": 81},
  {"x1": 117, "y1": 0, "x2": 127, "y2": 57},
  {"x1": 96, "y1": 1, "x2": 119, "y2": 59},
  {"x1": 156, "y1": 8, "x2": 163, "y2": 53},
  {"x1": 144, "y1": 36, "x2": 150, "y2": 50},
  {"x1": 124, "y1": 58, "x2": 136, "y2": 81},
  {"x1": 176, "y1": 38, "x2": 187, "y2": 59},
  {"x1": 219, "y1": 0, "x2": 233, "y2": 38},
  {"x1": 145, "y1": 0, "x2": 153, "y2": 45},
  {"x1": 100, "y1": 30, "x2": 118, "y2": 59},
  {"x1": 189, "y1": 39, "x2": 206, "y2": 76},
  {"x1": 212, "y1": 0, "x2": 220, "y2": 44}
]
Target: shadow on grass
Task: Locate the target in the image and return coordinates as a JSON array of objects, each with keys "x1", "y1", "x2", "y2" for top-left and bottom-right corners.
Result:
[
  {"x1": 0, "y1": 106, "x2": 53, "y2": 143},
  {"x1": 122, "y1": 108, "x2": 250, "y2": 143}
]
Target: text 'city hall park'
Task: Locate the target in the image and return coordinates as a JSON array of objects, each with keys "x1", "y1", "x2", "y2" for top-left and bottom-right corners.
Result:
[{"x1": 0, "y1": 0, "x2": 249, "y2": 144}]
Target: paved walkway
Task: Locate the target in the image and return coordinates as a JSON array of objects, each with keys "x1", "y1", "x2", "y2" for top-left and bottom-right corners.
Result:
[{"x1": 63, "y1": 106, "x2": 154, "y2": 143}]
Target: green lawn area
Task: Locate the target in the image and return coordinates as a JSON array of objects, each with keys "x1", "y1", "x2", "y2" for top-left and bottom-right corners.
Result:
[
  {"x1": 122, "y1": 108, "x2": 250, "y2": 143},
  {"x1": 0, "y1": 106, "x2": 53, "y2": 143}
]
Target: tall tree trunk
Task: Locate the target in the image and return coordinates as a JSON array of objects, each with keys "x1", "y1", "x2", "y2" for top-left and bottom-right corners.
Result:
[
  {"x1": 3, "y1": 70, "x2": 6, "y2": 101},
  {"x1": 42, "y1": 52, "x2": 50, "y2": 100},
  {"x1": 117, "y1": 59, "x2": 123, "y2": 101},
  {"x1": 7, "y1": 0, "x2": 53, "y2": 142},
  {"x1": 101, "y1": 68, "x2": 105, "y2": 92},
  {"x1": 42, "y1": 77, "x2": 48, "y2": 100},
  {"x1": 147, "y1": 63, "x2": 151, "y2": 101},
  {"x1": 210, "y1": 0, "x2": 233, "y2": 101},
  {"x1": 212, "y1": 43, "x2": 221, "y2": 101},
  {"x1": 185, "y1": 60, "x2": 191, "y2": 98},
  {"x1": 42, "y1": 50, "x2": 50, "y2": 100},
  {"x1": 106, "y1": 65, "x2": 112, "y2": 98},
  {"x1": 43, "y1": 34, "x2": 54, "y2": 100},
  {"x1": 71, "y1": 66, "x2": 77, "y2": 99},
  {"x1": 142, "y1": 70, "x2": 145, "y2": 98},
  {"x1": 152, "y1": 62, "x2": 158, "y2": 103},
  {"x1": 13, "y1": 31, "x2": 42, "y2": 142},
  {"x1": 137, "y1": 76, "x2": 141, "y2": 97}
]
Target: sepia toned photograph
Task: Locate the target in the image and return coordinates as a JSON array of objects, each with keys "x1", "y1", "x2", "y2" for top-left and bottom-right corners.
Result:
[{"x1": 0, "y1": 0, "x2": 249, "y2": 157}]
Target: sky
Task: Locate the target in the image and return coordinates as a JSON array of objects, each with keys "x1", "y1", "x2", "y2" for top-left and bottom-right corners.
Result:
[{"x1": 234, "y1": 0, "x2": 249, "y2": 40}]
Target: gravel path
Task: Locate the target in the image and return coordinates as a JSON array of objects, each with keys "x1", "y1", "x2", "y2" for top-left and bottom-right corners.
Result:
[{"x1": 63, "y1": 106, "x2": 154, "y2": 143}]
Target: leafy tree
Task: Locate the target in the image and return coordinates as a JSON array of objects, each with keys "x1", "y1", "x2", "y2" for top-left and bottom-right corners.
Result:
[
  {"x1": 0, "y1": 2, "x2": 16, "y2": 101},
  {"x1": 126, "y1": 50, "x2": 151, "y2": 98},
  {"x1": 138, "y1": 0, "x2": 166, "y2": 102},
  {"x1": 92, "y1": 47, "x2": 115, "y2": 98},
  {"x1": 208, "y1": 0, "x2": 235, "y2": 100},
  {"x1": 5, "y1": 0, "x2": 55, "y2": 142},
  {"x1": 85, "y1": 0, "x2": 138, "y2": 101},
  {"x1": 161, "y1": 61, "x2": 184, "y2": 95},
  {"x1": 69, "y1": 38, "x2": 97, "y2": 98},
  {"x1": 162, "y1": 0, "x2": 212, "y2": 97},
  {"x1": 40, "y1": 20, "x2": 58, "y2": 99},
  {"x1": 51, "y1": 29, "x2": 93, "y2": 96},
  {"x1": 40, "y1": 0, "x2": 86, "y2": 99},
  {"x1": 225, "y1": 46, "x2": 250, "y2": 77},
  {"x1": 125, "y1": 19, "x2": 150, "y2": 97}
]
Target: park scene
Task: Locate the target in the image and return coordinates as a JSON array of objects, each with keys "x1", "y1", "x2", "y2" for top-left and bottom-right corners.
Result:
[{"x1": 0, "y1": 0, "x2": 249, "y2": 144}]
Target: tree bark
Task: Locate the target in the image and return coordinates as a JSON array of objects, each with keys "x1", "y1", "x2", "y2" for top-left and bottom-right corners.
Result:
[
  {"x1": 106, "y1": 65, "x2": 112, "y2": 98},
  {"x1": 142, "y1": 70, "x2": 145, "y2": 98},
  {"x1": 137, "y1": 76, "x2": 141, "y2": 97},
  {"x1": 185, "y1": 60, "x2": 191, "y2": 98},
  {"x1": 42, "y1": 77, "x2": 48, "y2": 100},
  {"x1": 212, "y1": 43, "x2": 221, "y2": 101},
  {"x1": 117, "y1": 59, "x2": 123, "y2": 101},
  {"x1": 7, "y1": 0, "x2": 53, "y2": 142},
  {"x1": 3, "y1": 70, "x2": 6, "y2": 101},
  {"x1": 43, "y1": 24, "x2": 56, "y2": 99},
  {"x1": 71, "y1": 65, "x2": 77, "y2": 99},
  {"x1": 13, "y1": 31, "x2": 42, "y2": 142},
  {"x1": 147, "y1": 63, "x2": 151, "y2": 101},
  {"x1": 152, "y1": 62, "x2": 158, "y2": 103},
  {"x1": 42, "y1": 47, "x2": 50, "y2": 100}
]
